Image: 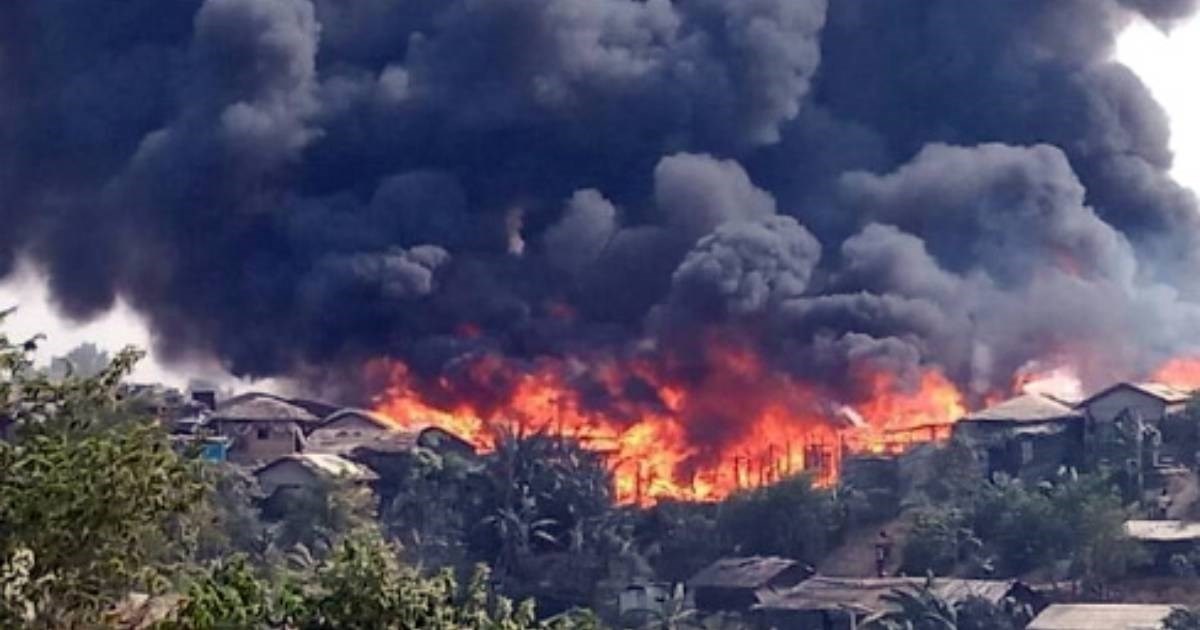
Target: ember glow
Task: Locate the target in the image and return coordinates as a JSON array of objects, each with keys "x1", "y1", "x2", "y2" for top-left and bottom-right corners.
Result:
[{"x1": 371, "y1": 340, "x2": 966, "y2": 505}]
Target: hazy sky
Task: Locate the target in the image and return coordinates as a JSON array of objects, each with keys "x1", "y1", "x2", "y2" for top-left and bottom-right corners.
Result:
[{"x1": 1, "y1": 15, "x2": 1196, "y2": 387}]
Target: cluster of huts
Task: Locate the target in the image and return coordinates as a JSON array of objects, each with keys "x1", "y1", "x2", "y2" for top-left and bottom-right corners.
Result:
[
  {"x1": 671, "y1": 554, "x2": 1186, "y2": 630},
  {"x1": 950, "y1": 381, "x2": 1194, "y2": 482},
  {"x1": 155, "y1": 389, "x2": 476, "y2": 504}
]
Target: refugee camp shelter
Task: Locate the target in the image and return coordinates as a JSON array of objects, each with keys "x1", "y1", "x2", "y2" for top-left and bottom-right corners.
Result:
[
  {"x1": 305, "y1": 416, "x2": 476, "y2": 503},
  {"x1": 1077, "y1": 383, "x2": 1191, "y2": 426},
  {"x1": 1026, "y1": 603, "x2": 1176, "y2": 630},
  {"x1": 953, "y1": 393, "x2": 1083, "y2": 479},
  {"x1": 688, "y1": 556, "x2": 812, "y2": 612},
  {"x1": 254, "y1": 452, "x2": 378, "y2": 497},
  {"x1": 1125, "y1": 520, "x2": 1200, "y2": 573},
  {"x1": 209, "y1": 393, "x2": 320, "y2": 463},
  {"x1": 752, "y1": 577, "x2": 1037, "y2": 630}
]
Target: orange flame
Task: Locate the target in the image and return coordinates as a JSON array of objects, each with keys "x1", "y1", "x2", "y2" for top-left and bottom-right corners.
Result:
[
  {"x1": 369, "y1": 338, "x2": 968, "y2": 506},
  {"x1": 1152, "y1": 357, "x2": 1200, "y2": 391}
]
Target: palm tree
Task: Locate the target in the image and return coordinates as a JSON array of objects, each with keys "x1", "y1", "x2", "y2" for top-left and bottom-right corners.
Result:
[{"x1": 863, "y1": 578, "x2": 958, "y2": 630}]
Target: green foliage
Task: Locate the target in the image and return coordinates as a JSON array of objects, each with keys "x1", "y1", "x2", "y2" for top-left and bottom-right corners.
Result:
[
  {"x1": 266, "y1": 476, "x2": 378, "y2": 560},
  {"x1": 900, "y1": 508, "x2": 975, "y2": 577},
  {"x1": 166, "y1": 532, "x2": 600, "y2": 629},
  {"x1": 636, "y1": 501, "x2": 721, "y2": 584},
  {"x1": 384, "y1": 447, "x2": 478, "y2": 568},
  {"x1": 716, "y1": 474, "x2": 836, "y2": 565},
  {"x1": 469, "y1": 434, "x2": 621, "y2": 571},
  {"x1": 901, "y1": 470, "x2": 1142, "y2": 583},
  {"x1": 170, "y1": 464, "x2": 270, "y2": 564},
  {"x1": 863, "y1": 580, "x2": 1027, "y2": 630},
  {"x1": 0, "y1": 324, "x2": 206, "y2": 626}
]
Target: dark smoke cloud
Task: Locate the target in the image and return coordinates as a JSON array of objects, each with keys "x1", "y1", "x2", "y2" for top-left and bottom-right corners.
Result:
[{"x1": 2, "y1": 0, "x2": 1199, "y2": 403}]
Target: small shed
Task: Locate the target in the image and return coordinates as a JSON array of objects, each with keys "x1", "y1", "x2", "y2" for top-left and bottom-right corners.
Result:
[
  {"x1": 210, "y1": 393, "x2": 321, "y2": 464},
  {"x1": 753, "y1": 577, "x2": 1036, "y2": 630},
  {"x1": 255, "y1": 452, "x2": 379, "y2": 497},
  {"x1": 1125, "y1": 520, "x2": 1200, "y2": 573},
  {"x1": 1026, "y1": 603, "x2": 1177, "y2": 630},
  {"x1": 688, "y1": 556, "x2": 812, "y2": 612},
  {"x1": 953, "y1": 393, "x2": 1084, "y2": 479}
]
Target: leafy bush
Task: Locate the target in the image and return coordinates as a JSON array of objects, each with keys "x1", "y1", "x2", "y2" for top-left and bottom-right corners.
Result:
[{"x1": 716, "y1": 474, "x2": 837, "y2": 565}]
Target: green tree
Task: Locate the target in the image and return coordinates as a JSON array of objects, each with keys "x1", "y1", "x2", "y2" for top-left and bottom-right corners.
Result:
[
  {"x1": 864, "y1": 580, "x2": 1026, "y2": 630},
  {"x1": 469, "y1": 434, "x2": 619, "y2": 571},
  {"x1": 265, "y1": 476, "x2": 378, "y2": 561},
  {"x1": 166, "y1": 531, "x2": 602, "y2": 629},
  {"x1": 716, "y1": 474, "x2": 837, "y2": 565},
  {"x1": 0, "y1": 321, "x2": 206, "y2": 627}
]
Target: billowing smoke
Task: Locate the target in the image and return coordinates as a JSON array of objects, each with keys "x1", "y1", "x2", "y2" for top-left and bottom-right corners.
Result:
[{"x1": 2, "y1": 0, "x2": 1200, "y2": 407}]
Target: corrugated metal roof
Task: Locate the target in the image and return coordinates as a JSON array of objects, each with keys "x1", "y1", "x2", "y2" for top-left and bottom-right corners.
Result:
[
  {"x1": 1124, "y1": 520, "x2": 1200, "y2": 542},
  {"x1": 213, "y1": 393, "x2": 320, "y2": 423},
  {"x1": 1027, "y1": 604, "x2": 1176, "y2": 630},
  {"x1": 964, "y1": 393, "x2": 1080, "y2": 423},
  {"x1": 754, "y1": 577, "x2": 1015, "y2": 614},
  {"x1": 689, "y1": 557, "x2": 802, "y2": 589}
]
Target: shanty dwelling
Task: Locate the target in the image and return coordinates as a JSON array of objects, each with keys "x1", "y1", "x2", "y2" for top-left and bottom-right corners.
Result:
[
  {"x1": 688, "y1": 556, "x2": 813, "y2": 612},
  {"x1": 1026, "y1": 603, "x2": 1178, "y2": 630},
  {"x1": 952, "y1": 393, "x2": 1084, "y2": 480},
  {"x1": 1124, "y1": 520, "x2": 1200, "y2": 575},
  {"x1": 1077, "y1": 382, "x2": 1191, "y2": 427},
  {"x1": 617, "y1": 582, "x2": 676, "y2": 625},
  {"x1": 254, "y1": 452, "x2": 379, "y2": 498},
  {"x1": 752, "y1": 577, "x2": 1041, "y2": 630},
  {"x1": 209, "y1": 393, "x2": 321, "y2": 464},
  {"x1": 306, "y1": 410, "x2": 476, "y2": 504},
  {"x1": 1076, "y1": 383, "x2": 1193, "y2": 479}
]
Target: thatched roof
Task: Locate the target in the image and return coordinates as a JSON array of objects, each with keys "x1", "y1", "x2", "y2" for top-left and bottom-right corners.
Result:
[
  {"x1": 755, "y1": 577, "x2": 1017, "y2": 615},
  {"x1": 689, "y1": 557, "x2": 804, "y2": 590},
  {"x1": 212, "y1": 393, "x2": 320, "y2": 424}
]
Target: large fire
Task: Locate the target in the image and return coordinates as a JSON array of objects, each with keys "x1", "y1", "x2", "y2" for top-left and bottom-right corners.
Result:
[
  {"x1": 1153, "y1": 357, "x2": 1200, "y2": 391},
  {"x1": 370, "y1": 339, "x2": 965, "y2": 505}
]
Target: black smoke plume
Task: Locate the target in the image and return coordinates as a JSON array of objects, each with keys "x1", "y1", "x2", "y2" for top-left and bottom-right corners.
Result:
[{"x1": 2, "y1": 0, "x2": 1199, "y2": 404}]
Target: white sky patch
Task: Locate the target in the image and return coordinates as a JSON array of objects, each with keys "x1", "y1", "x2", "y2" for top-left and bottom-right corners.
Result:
[
  {"x1": 0, "y1": 260, "x2": 280, "y2": 393},
  {"x1": 1117, "y1": 16, "x2": 1200, "y2": 193}
]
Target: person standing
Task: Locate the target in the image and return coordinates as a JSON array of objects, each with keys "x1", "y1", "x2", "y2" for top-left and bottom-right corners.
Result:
[{"x1": 874, "y1": 531, "x2": 892, "y2": 577}]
